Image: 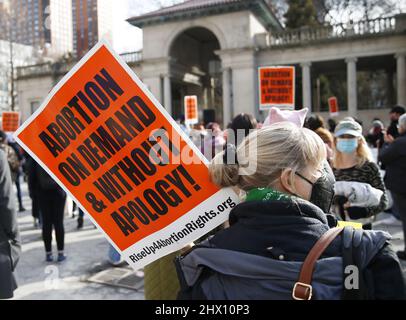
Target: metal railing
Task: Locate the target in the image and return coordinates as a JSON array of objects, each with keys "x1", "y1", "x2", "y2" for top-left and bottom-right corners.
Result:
[
  {"x1": 267, "y1": 16, "x2": 398, "y2": 47},
  {"x1": 120, "y1": 50, "x2": 143, "y2": 64}
]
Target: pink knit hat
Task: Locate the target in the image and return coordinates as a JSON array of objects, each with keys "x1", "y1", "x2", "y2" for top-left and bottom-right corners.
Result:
[{"x1": 263, "y1": 107, "x2": 308, "y2": 128}]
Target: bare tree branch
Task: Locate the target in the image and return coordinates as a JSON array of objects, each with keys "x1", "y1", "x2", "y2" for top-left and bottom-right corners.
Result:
[{"x1": 318, "y1": 0, "x2": 402, "y2": 24}]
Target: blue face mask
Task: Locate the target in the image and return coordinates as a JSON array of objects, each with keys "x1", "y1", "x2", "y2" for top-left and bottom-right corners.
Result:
[{"x1": 337, "y1": 138, "x2": 358, "y2": 153}]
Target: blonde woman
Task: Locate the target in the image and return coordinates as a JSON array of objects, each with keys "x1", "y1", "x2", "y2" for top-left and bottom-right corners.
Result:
[
  {"x1": 175, "y1": 123, "x2": 404, "y2": 300},
  {"x1": 332, "y1": 120, "x2": 388, "y2": 225}
]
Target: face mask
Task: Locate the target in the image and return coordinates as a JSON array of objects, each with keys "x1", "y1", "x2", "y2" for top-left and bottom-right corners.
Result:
[
  {"x1": 336, "y1": 138, "x2": 358, "y2": 153},
  {"x1": 295, "y1": 161, "x2": 335, "y2": 213}
]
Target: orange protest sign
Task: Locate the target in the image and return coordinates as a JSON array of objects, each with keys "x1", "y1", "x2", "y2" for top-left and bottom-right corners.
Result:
[
  {"x1": 259, "y1": 66, "x2": 295, "y2": 110},
  {"x1": 184, "y1": 95, "x2": 198, "y2": 125},
  {"x1": 2, "y1": 111, "x2": 20, "y2": 132},
  {"x1": 15, "y1": 41, "x2": 238, "y2": 270},
  {"x1": 328, "y1": 96, "x2": 339, "y2": 116}
]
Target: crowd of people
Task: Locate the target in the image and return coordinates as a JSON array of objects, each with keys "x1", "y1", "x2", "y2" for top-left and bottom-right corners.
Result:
[
  {"x1": 172, "y1": 105, "x2": 406, "y2": 299},
  {"x1": 1, "y1": 104, "x2": 406, "y2": 300},
  {"x1": 175, "y1": 105, "x2": 406, "y2": 238}
]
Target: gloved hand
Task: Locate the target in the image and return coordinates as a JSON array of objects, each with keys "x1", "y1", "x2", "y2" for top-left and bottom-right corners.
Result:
[
  {"x1": 325, "y1": 214, "x2": 338, "y2": 227},
  {"x1": 333, "y1": 195, "x2": 348, "y2": 206},
  {"x1": 346, "y1": 206, "x2": 369, "y2": 220}
]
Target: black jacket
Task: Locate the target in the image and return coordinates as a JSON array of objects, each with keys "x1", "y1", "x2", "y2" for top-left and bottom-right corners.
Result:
[
  {"x1": 0, "y1": 150, "x2": 20, "y2": 299},
  {"x1": 388, "y1": 120, "x2": 400, "y2": 139},
  {"x1": 177, "y1": 198, "x2": 405, "y2": 299},
  {"x1": 379, "y1": 132, "x2": 406, "y2": 195},
  {"x1": 27, "y1": 158, "x2": 63, "y2": 193}
]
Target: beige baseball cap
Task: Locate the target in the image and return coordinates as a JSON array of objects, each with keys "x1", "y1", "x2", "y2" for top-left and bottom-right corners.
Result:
[{"x1": 334, "y1": 120, "x2": 362, "y2": 137}]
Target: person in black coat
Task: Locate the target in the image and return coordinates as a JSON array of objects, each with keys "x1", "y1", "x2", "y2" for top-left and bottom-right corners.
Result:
[
  {"x1": 0, "y1": 149, "x2": 21, "y2": 299},
  {"x1": 387, "y1": 105, "x2": 405, "y2": 139},
  {"x1": 7, "y1": 139, "x2": 25, "y2": 212},
  {"x1": 28, "y1": 160, "x2": 66, "y2": 262},
  {"x1": 379, "y1": 113, "x2": 406, "y2": 260}
]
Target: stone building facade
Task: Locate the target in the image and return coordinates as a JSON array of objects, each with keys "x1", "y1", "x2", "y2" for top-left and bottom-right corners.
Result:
[{"x1": 16, "y1": 0, "x2": 406, "y2": 129}]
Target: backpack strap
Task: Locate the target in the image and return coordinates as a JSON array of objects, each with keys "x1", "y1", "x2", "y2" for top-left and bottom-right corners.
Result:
[{"x1": 292, "y1": 227, "x2": 344, "y2": 300}]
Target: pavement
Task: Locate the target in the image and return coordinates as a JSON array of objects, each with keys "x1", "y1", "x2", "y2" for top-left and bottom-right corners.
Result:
[
  {"x1": 11, "y1": 181, "x2": 144, "y2": 300},
  {"x1": 10, "y1": 181, "x2": 406, "y2": 299}
]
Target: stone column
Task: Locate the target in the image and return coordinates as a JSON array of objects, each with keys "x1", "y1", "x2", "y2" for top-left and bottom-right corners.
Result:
[
  {"x1": 232, "y1": 67, "x2": 257, "y2": 118},
  {"x1": 301, "y1": 62, "x2": 312, "y2": 111},
  {"x1": 142, "y1": 76, "x2": 162, "y2": 103},
  {"x1": 346, "y1": 57, "x2": 358, "y2": 118},
  {"x1": 217, "y1": 49, "x2": 256, "y2": 122},
  {"x1": 222, "y1": 67, "x2": 232, "y2": 127},
  {"x1": 141, "y1": 57, "x2": 171, "y2": 107},
  {"x1": 395, "y1": 52, "x2": 406, "y2": 106},
  {"x1": 163, "y1": 74, "x2": 172, "y2": 116}
]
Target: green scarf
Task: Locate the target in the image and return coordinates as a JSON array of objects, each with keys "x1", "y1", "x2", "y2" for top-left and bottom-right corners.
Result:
[{"x1": 245, "y1": 187, "x2": 293, "y2": 202}]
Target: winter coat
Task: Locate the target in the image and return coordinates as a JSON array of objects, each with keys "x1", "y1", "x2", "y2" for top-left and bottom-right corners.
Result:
[
  {"x1": 379, "y1": 132, "x2": 406, "y2": 195},
  {"x1": 176, "y1": 198, "x2": 404, "y2": 300},
  {"x1": 0, "y1": 150, "x2": 21, "y2": 299}
]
